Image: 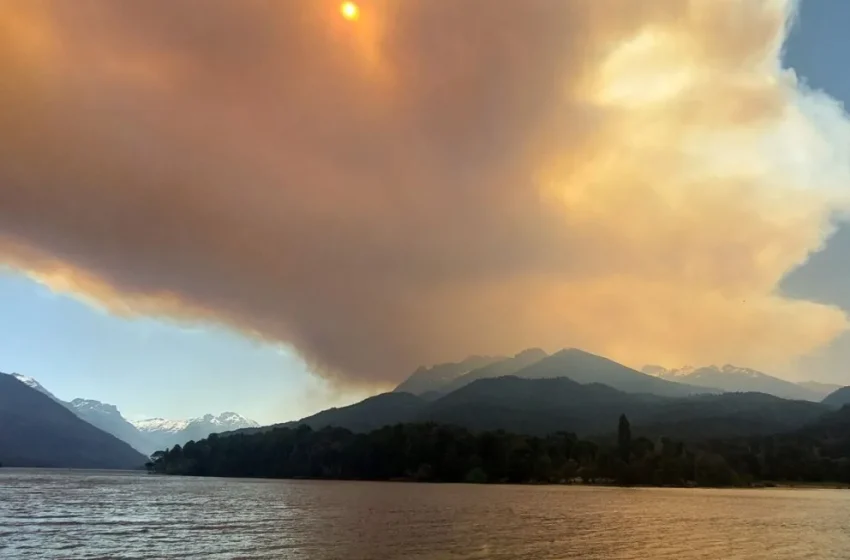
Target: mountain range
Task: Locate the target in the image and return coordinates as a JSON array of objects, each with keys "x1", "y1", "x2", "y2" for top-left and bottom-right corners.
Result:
[
  {"x1": 251, "y1": 375, "x2": 829, "y2": 441},
  {"x1": 4, "y1": 348, "x2": 849, "y2": 469},
  {"x1": 642, "y1": 364, "x2": 836, "y2": 401},
  {"x1": 233, "y1": 348, "x2": 848, "y2": 442},
  {"x1": 0, "y1": 373, "x2": 147, "y2": 468},
  {"x1": 6, "y1": 373, "x2": 257, "y2": 456},
  {"x1": 132, "y1": 413, "x2": 259, "y2": 451},
  {"x1": 394, "y1": 348, "x2": 717, "y2": 399},
  {"x1": 388, "y1": 348, "x2": 838, "y2": 403}
]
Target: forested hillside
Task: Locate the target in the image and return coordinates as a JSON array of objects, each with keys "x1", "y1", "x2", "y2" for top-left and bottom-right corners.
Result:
[{"x1": 148, "y1": 406, "x2": 850, "y2": 487}]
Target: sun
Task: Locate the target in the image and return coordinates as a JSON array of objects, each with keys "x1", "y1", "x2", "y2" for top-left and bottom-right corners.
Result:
[{"x1": 340, "y1": 2, "x2": 360, "y2": 21}]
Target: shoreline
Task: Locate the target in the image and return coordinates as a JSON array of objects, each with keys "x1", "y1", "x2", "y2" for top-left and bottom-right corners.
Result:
[{"x1": 144, "y1": 471, "x2": 850, "y2": 490}]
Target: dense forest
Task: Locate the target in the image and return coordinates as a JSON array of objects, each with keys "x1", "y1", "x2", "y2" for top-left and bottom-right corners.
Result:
[{"x1": 147, "y1": 407, "x2": 850, "y2": 487}]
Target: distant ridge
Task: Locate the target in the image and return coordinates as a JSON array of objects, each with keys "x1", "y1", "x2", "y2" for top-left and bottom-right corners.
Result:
[
  {"x1": 133, "y1": 412, "x2": 259, "y2": 451},
  {"x1": 393, "y1": 348, "x2": 714, "y2": 399},
  {"x1": 393, "y1": 355, "x2": 506, "y2": 395},
  {"x1": 234, "y1": 374, "x2": 824, "y2": 441},
  {"x1": 511, "y1": 348, "x2": 715, "y2": 397},
  {"x1": 644, "y1": 364, "x2": 822, "y2": 401},
  {"x1": 822, "y1": 386, "x2": 850, "y2": 408},
  {"x1": 435, "y1": 348, "x2": 549, "y2": 396}
]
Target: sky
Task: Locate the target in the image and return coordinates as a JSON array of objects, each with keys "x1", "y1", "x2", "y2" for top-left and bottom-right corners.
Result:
[{"x1": 2, "y1": 0, "x2": 850, "y2": 424}]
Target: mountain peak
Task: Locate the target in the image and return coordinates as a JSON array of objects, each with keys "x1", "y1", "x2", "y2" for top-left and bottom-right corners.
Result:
[
  {"x1": 394, "y1": 355, "x2": 506, "y2": 395},
  {"x1": 69, "y1": 398, "x2": 121, "y2": 415},
  {"x1": 133, "y1": 417, "x2": 191, "y2": 433},
  {"x1": 134, "y1": 412, "x2": 259, "y2": 435},
  {"x1": 646, "y1": 364, "x2": 820, "y2": 401},
  {"x1": 642, "y1": 365, "x2": 697, "y2": 378},
  {"x1": 514, "y1": 348, "x2": 548, "y2": 360},
  {"x1": 10, "y1": 373, "x2": 60, "y2": 401},
  {"x1": 190, "y1": 412, "x2": 259, "y2": 427}
]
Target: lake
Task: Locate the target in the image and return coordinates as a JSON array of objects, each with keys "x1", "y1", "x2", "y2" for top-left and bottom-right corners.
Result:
[{"x1": 1, "y1": 469, "x2": 849, "y2": 559}]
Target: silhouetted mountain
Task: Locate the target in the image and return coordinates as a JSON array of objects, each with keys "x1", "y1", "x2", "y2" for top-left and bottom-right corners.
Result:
[
  {"x1": 11, "y1": 373, "x2": 156, "y2": 455},
  {"x1": 636, "y1": 392, "x2": 828, "y2": 440},
  {"x1": 644, "y1": 364, "x2": 820, "y2": 401},
  {"x1": 436, "y1": 348, "x2": 548, "y2": 395},
  {"x1": 797, "y1": 381, "x2": 843, "y2": 400},
  {"x1": 425, "y1": 376, "x2": 825, "y2": 439},
  {"x1": 422, "y1": 376, "x2": 662, "y2": 436},
  {"x1": 262, "y1": 393, "x2": 427, "y2": 435},
  {"x1": 251, "y1": 375, "x2": 823, "y2": 441},
  {"x1": 802, "y1": 404, "x2": 850, "y2": 439},
  {"x1": 0, "y1": 373, "x2": 148, "y2": 469},
  {"x1": 513, "y1": 349, "x2": 712, "y2": 397},
  {"x1": 134, "y1": 412, "x2": 259, "y2": 450},
  {"x1": 10, "y1": 373, "x2": 61, "y2": 401},
  {"x1": 6, "y1": 372, "x2": 256, "y2": 456},
  {"x1": 822, "y1": 386, "x2": 850, "y2": 408},
  {"x1": 68, "y1": 399, "x2": 156, "y2": 455},
  {"x1": 393, "y1": 355, "x2": 506, "y2": 395}
]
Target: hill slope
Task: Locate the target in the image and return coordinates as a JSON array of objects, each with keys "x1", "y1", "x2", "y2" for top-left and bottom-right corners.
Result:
[
  {"x1": 635, "y1": 392, "x2": 828, "y2": 440},
  {"x1": 424, "y1": 376, "x2": 825, "y2": 438},
  {"x1": 0, "y1": 373, "x2": 148, "y2": 469},
  {"x1": 258, "y1": 393, "x2": 427, "y2": 435},
  {"x1": 797, "y1": 381, "x2": 843, "y2": 400},
  {"x1": 423, "y1": 376, "x2": 663, "y2": 436},
  {"x1": 822, "y1": 386, "x2": 850, "y2": 408}
]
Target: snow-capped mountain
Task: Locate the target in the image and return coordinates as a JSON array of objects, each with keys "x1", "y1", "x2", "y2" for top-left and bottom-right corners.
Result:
[
  {"x1": 11, "y1": 373, "x2": 60, "y2": 401},
  {"x1": 1, "y1": 373, "x2": 148, "y2": 469},
  {"x1": 133, "y1": 412, "x2": 259, "y2": 451},
  {"x1": 68, "y1": 398, "x2": 157, "y2": 455},
  {"x1": 642, "y1": 364, "x2": 821, "y2": 401},
  {"x1": 6, "y1": 372, "x2": 257, "y2": 456},
  {"x1": 132, "y1": 417, "x2": 190, "y2": 434},
  {"x1": 9, "y1": 374, "x2": 156, "y2": 454},
  {"x1": 642, "y1": 365, "x2": 697, "y2": 378}
]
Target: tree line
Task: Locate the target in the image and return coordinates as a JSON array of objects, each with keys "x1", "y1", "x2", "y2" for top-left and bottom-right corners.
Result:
[{"x1": 146, "y1": 412, "x2": 850, "y2": 487}]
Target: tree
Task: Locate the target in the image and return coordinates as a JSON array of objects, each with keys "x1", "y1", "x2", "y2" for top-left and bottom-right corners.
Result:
[
  {"x1": 618, "y1": 414, "x2": 631, "y2": 464},
  {"x1": 465, "y1": 467, "x2": 488, "y2": 484},
  {"x1": 695, "y1": 452, "x2": 740, "y2": 487}
]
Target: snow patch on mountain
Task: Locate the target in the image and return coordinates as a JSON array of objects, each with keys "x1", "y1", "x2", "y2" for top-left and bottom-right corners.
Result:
[
  {"x1": 642, "y1": 364, "x2": 823, "y2": 401},
  {"x1": 69, "y1": 398, "x2": 121, "y2": 416},
  {"x1": 642, "y1": 365, "x2": 697, "y2": 378},
  {"x1": 132, "y1": 418, "x2": 191, "y2": 434},
  {"x1": 194, "y1": 412, "x2": 259, "y2": 428},
  {"x1": 646, "y1": 364, "x2": 782, "y2": 380},
  {"x1": 133, "y1": 413, "x2": 258, "y2": 434},
  {"x1": 11, "y1": 373, "x2": 60, "y2": 400}
]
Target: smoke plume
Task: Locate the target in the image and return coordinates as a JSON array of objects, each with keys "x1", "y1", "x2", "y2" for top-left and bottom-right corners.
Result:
[{"x1": 2, "y1": 0, "x2": 849, "y2": 383}]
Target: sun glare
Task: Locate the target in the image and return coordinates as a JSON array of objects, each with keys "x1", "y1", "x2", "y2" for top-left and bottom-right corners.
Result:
[{"x1": 340, "y1": 2, "x2": 360, "y2": 21}]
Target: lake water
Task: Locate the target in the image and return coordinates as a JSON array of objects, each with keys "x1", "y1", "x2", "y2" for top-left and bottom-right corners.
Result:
[{"x1": 1, "y1": 470, "x2": 849, "y2": 559}]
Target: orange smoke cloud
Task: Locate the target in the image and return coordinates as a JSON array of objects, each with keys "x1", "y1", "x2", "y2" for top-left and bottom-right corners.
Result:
[{"x1": 1, "y1": 0, "x2": 849, "y2": 383}]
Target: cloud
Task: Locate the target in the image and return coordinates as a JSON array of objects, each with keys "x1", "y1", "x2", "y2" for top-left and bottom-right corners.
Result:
[{"x1": 1, "y1": 0, "x2": 849, "y2": 383}]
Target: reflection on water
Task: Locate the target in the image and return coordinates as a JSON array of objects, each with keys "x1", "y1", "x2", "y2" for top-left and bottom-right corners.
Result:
[{"x1": 1, "y1": 469, "x2": 849, "y2": 559}]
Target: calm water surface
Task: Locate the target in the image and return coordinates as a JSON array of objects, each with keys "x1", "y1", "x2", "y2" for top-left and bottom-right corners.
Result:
[{"x1": 1, "y1": 469, "x2": 849, "y2": 559}]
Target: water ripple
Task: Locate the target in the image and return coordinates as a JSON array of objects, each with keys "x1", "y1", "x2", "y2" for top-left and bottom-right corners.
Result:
[{"x1": 1, "y1": 469, "x2": 849, "y2": 559}]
